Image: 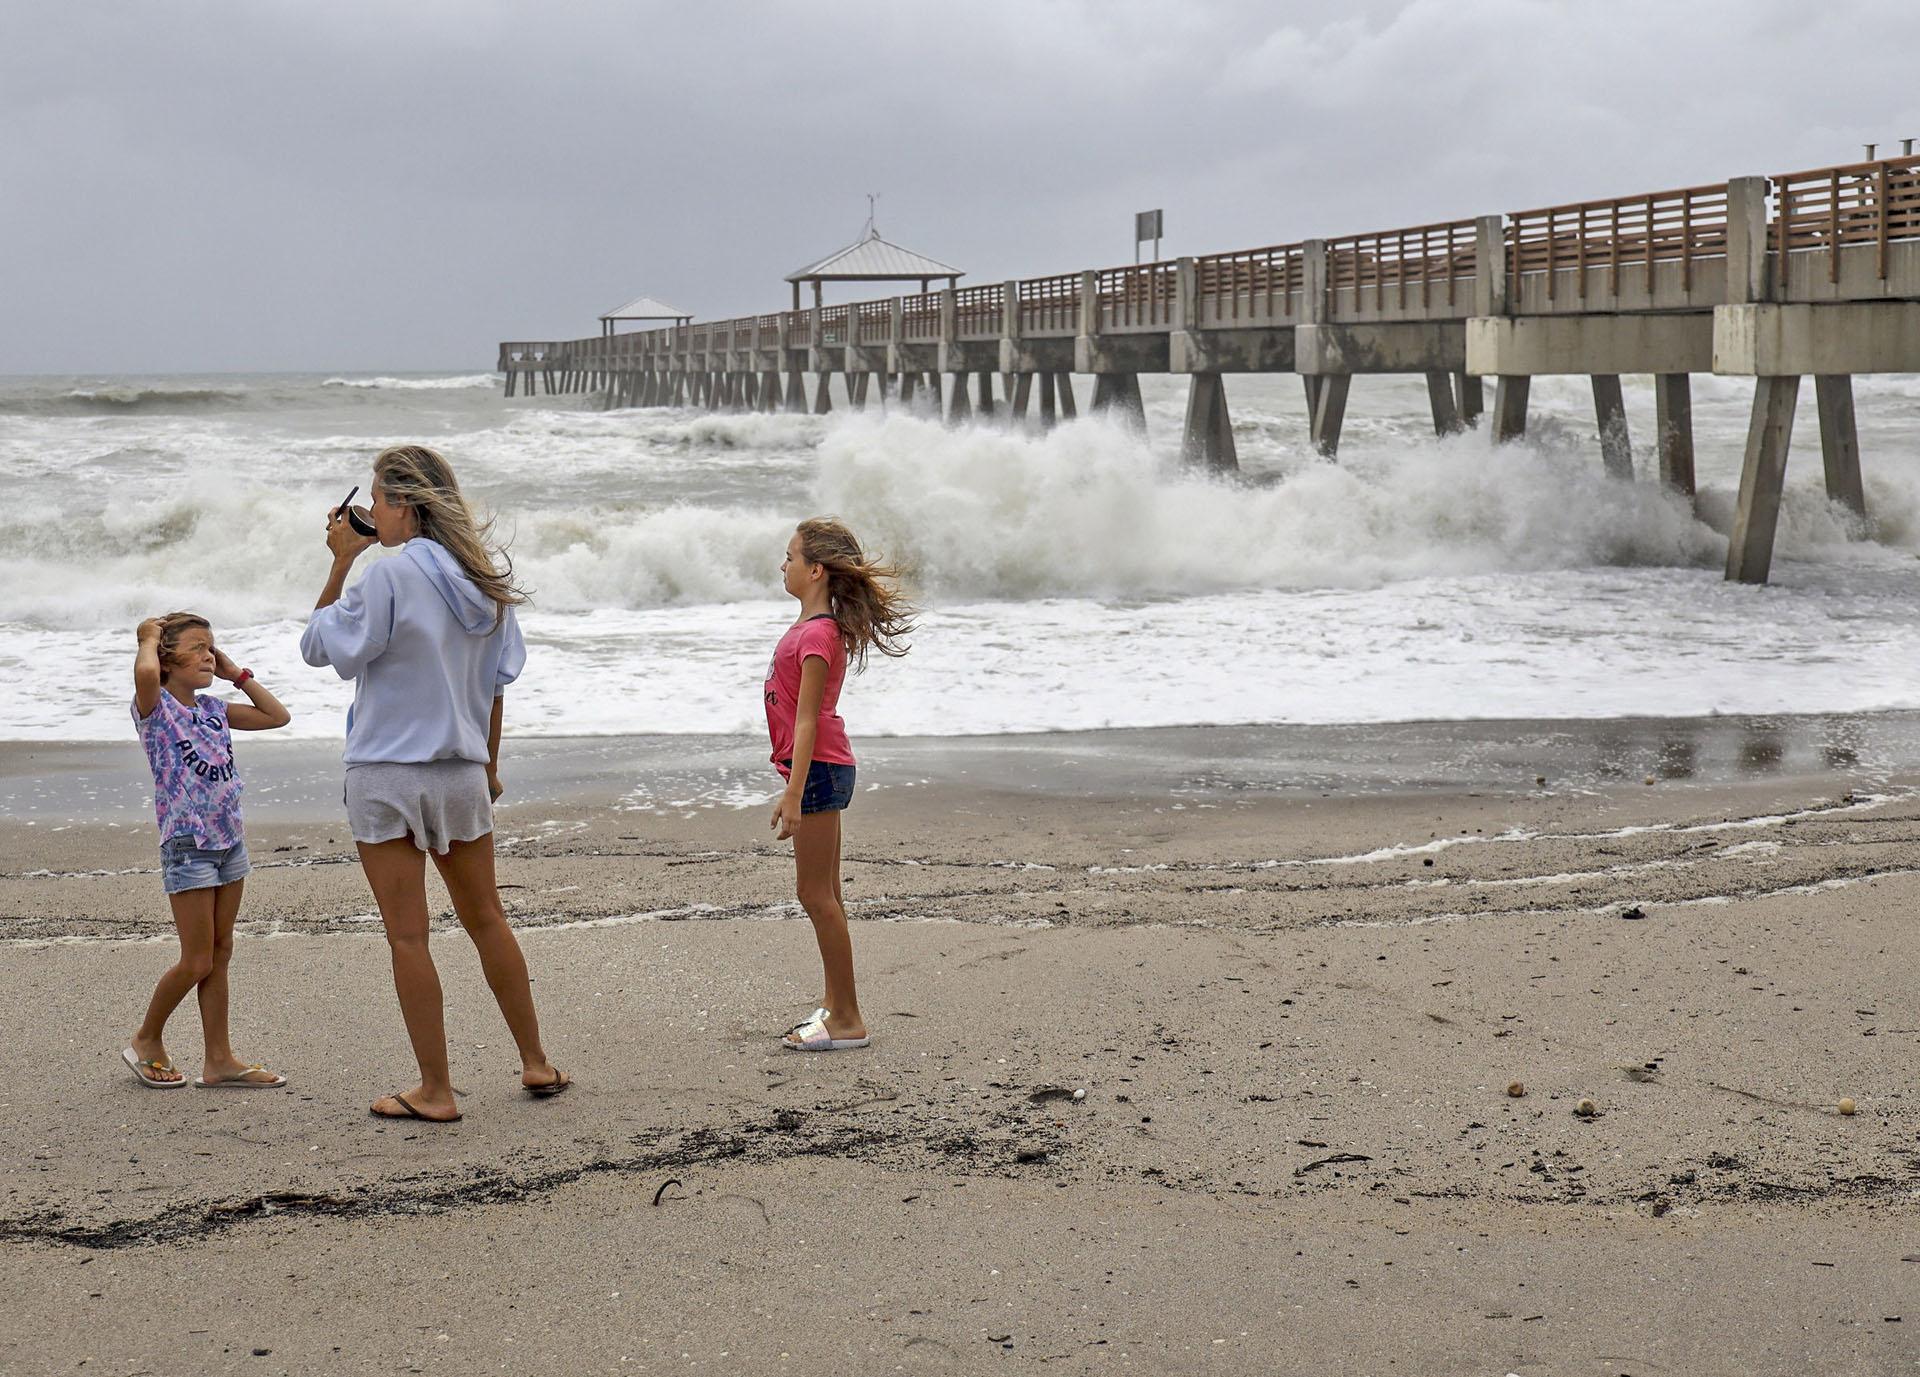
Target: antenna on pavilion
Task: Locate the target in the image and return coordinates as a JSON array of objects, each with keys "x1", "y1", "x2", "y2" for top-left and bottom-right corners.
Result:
[{"x1": 863, "y1": 193, "x2": 880, "y2": 239}]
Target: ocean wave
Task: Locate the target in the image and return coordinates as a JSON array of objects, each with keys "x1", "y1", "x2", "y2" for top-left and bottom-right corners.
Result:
[
  {"x1": 815, "y1": 413, "x2": 1723, "y2": 597},
  {"x1": 0, "y1": 384, "x2": 253, "y2": 415},
  {"x1": 321, "y1": 374, "x2": 500, "y2": 391},
  {"x1": 3, "y1": 401, "x2": 1917, "y2": 629}
]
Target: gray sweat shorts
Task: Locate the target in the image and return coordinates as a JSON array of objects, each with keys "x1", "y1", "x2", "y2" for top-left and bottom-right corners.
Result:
[{"x1": 344, "y1": 759, "x2": 493, "y2": 855}]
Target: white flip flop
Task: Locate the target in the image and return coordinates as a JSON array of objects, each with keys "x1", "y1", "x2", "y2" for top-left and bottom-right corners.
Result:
[
  {"x1": 122, "y1": 1046, "x2": 186, "y2": 1088},
  {"x1": 781, "y1": 1010, "x2": 871, "y2": 1052},
  {"x1": 784, "y1": 1006, "x2": 829, "y2": 1036}
]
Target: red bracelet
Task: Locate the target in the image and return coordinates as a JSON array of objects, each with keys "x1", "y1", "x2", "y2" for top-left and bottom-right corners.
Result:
[{"x1": 234, "y1": 668, "x2": 254, "y2": 687}]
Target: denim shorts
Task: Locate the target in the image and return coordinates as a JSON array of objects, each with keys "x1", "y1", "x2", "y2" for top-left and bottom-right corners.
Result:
[
  {"x1": 782, "y1": 761, "x2": 857, "y2": 815},
  {"x1": 160, "y1": 835, "x2": 251, "y2": 894}
]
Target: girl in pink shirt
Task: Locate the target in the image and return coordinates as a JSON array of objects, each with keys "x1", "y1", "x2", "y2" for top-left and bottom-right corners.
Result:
[{"x1": 766, "y1": 518, "x2": 914, "y2": 1051}]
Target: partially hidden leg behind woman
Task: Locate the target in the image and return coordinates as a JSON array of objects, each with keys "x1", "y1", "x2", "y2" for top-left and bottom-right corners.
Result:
[{"x1": 359, "y1": 831, "x2": 564, "y2": 1123}]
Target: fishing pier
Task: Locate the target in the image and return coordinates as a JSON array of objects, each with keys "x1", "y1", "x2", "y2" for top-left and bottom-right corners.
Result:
[{"x1": 499, "y1": 151, "x2": 1920, "y2": 585}]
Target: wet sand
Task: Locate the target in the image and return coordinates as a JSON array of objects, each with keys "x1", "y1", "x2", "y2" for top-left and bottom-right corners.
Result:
[{"x1": 2, "y1": 721, "x2": 1918, "y2": 1374}]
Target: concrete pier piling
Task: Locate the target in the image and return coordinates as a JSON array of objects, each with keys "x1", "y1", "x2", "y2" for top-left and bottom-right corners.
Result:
[
  {"x1": 1654, "y1": 373, "x2": 1696, "y2": 497},
  {"x1": 1726, "y1": 375, "x2": 1801, "y2": 584},
  {"x1": 1454, "y1": 372, "x2": 1483, "y2": 427},
  {"x1": 1426, "y1": 370, "x2": 1463, "y2": 436},
  {"x1": 946, "y1": 374, "x2": 971, "y2": 425},
  {"x1": 1308, "y1": 374, "x2": 1350, "y2": 458},
  {"x1": 1591, "y1": 374, "x2": 1634, "y2": 479},
  {"x1": 1182, "y1": 373, "x2": 1237, "y2": 472},
  {"x1": 503, "y1": 147, "x2": 1920, "y2": 584},
  {"x1": 1814, "y1": 374, "x2": 1866, "y2": 518},
  {"x1": 1491, "y1": 377, "x2": 1530, "y2": 444}
]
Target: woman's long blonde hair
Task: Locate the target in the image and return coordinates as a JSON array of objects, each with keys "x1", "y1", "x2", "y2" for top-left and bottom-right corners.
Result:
[
  {"x1": 795, "y1": 517, "x2": 915, "y2": 672},
  {"x1": 373, "y1": 444, "x2": 528, "y2": 627}
]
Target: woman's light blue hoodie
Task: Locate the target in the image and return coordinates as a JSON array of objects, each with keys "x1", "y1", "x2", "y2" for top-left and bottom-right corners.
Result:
[{"x1": 301, "y1": 538, "x2": 526, "y2": 766}]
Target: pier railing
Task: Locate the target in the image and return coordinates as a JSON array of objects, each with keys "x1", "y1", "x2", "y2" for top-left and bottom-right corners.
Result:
[
  {"x1": 1018, "y1": 273, "x2": 1081, "y2": 337},
  {"x1": 1507, "y1": 184, "x2": 1729, "y2": 311},
  {"x1": 902, "y1": 293, "x2": 943, "y2": 344},
  {"x1": 1097, "y1": 261, "x2": 1177, "y2": 331},
  {"x1": 1327, "y1": 220, "x2": 1476, "y2": 321},
  {"x1": 856, "y1": 306, "x2": 890, "y2": 347},
  {"x1": 502, "y1": 153, "x2": 1920, "y2": 375},
  {"x1": 954, "y1": 283, "x2": 1004, "y2": 340},
  {"x1": 1193, "y1": 246, "x2": 1301, "y2": 327},
  {"x1": 1773, "y1": 153, "x2": 1920, "y2": 298}
]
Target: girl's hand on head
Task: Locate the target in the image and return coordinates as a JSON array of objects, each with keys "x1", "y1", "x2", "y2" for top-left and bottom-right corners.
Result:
[
  {"x1": 771, "y1": 794, "x2": 802, "y2": 841},
  {"x1": 137, "y1": 617, "x2": 163, "y2": 643},
  {"x1": 211, "y1": 648, "x2": 240, "y2": 682},
  {"x1": 325, "y1": 508, "x2": 376, "y2": 562}
]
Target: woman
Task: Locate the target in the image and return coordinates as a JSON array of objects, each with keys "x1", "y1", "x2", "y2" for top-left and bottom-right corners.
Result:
[{"x1": 302, "y1": 444, "x2": 567, "y2": 1123}]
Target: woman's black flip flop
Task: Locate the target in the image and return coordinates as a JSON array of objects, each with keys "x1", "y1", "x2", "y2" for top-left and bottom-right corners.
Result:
[
  {"x1": 525, "y1": 1070, "x2": 571, "y2": 1099},
  {"x1": 370, "y1": 1092, "x2": 462, "y2": 1123}
]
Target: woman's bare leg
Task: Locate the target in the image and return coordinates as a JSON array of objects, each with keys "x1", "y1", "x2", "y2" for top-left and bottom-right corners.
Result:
[
  {"x1": 358, "y1": 838, "x2": 459, "y2": 1119},
  {"x1": 430, "y1": 833, "x2": 560, "y2": 1089}
]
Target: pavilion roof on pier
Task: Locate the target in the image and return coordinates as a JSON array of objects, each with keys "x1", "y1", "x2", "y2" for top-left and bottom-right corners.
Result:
[
  {"x1": 599, "y1": 294, "x2": 692, "y2": 323},
  {"x1": 785, "y1": 229, "x2": 961, "y2": 285}
]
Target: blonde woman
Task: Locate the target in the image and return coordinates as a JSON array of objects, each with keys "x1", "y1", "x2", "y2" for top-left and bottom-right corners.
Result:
[{"x1": 302, "y1": 445, "x2": 567, "y2": 1123}]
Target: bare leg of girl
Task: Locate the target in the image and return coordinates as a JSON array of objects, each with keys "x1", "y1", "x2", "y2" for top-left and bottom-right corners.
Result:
[
  {"x1": 131, "y1": 887, "x2": 218, "y2": 1082},
  {"x1": 196, "y1": 879, "x2": 276, "y2": 1083},
  {"x1": 430, "y1": 833, "x2": 563, "y2": 1091},
  {"x1": 802, "y1": 814, "x2": 846, "y2": 1015},
  {"x1": 792, "y1": 810, "x2": 865, "y2": 1041},
  {"x1": 358, "y1": 837, "x2": 460, "y2": 1120}
]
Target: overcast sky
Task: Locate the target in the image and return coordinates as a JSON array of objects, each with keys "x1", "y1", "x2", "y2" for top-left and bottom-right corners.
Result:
[{"x1": 4, "y1": 0, "x2": 1916, "y2": 374}]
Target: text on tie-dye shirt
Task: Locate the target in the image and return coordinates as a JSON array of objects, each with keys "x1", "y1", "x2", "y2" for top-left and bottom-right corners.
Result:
[{"x1": 131, "y1": 691, "x2": 245, "y2": 847}]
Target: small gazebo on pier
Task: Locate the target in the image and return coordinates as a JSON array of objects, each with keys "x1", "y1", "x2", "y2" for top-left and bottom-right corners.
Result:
[
  {"x1": 785, "y1": 227, "x2": 962, "y2": 309},
  {"x1": 599, "y1": 294, "x2": 692, "y2": 339}
]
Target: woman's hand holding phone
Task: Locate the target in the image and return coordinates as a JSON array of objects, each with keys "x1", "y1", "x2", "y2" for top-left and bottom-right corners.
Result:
[{"x1": 326, "y1": 504, "x2": 377, "y2": 563}]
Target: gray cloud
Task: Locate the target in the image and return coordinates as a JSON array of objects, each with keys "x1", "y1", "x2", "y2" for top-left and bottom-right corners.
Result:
[{"x1": 3, "y1": 0, "x2": 1915, "y2": 372}]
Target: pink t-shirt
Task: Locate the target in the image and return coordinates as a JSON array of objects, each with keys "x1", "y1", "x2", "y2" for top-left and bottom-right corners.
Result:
[{"x1": 764, "y1": 614, "x2": 854, "y2": 777}]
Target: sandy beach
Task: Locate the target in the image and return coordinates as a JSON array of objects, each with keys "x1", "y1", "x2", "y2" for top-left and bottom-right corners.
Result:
[{"x1": 2, "y1": 719, "x2": 1917, "y2": 1374}]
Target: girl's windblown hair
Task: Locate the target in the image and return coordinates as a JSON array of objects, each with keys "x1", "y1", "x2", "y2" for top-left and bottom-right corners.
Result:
[
  {"x1": 372, "y1": 444, "x2": 529, "y2": 627},
  {"x1": 153, "y1": 611, "x2": 211, "y2": 683},
  {"x1": 796, "y1": 517, "x2": 915, "y2": 672}
]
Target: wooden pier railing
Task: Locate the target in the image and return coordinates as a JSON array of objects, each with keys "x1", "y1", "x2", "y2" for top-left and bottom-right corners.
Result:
[
  {"x1": 953, "y1": 283, "x2": 1004, "y2": 340},
  {"x1": 1328, "y1": 219, "x2": 1476, "y2": 320},
  {"x1": 1507, "y1": 184, "x2": 1729, "y2": 308},
  {"x1": 1193, "y1": 246, "x2": 1299, "y2": 327},
  {"x1": 1098, "y1": 261, "x2": 1177, "y2": 331},
  {"x1": 1773, "y1": 153, "x2": 1920, "y2": 288},
  {"x1": 1018, "y1": 274, "x2": 1080, "y2": 337}
]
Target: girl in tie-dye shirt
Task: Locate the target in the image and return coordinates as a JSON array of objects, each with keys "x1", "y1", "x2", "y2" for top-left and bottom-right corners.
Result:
[{"x1": 123, "y1": 612, "x2": 293, "y2": 1090}]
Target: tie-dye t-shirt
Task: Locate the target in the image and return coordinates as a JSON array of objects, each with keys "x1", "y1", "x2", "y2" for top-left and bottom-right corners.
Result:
[{"x1": 131, "y1": 691, "x2": 244, "y2": 848}]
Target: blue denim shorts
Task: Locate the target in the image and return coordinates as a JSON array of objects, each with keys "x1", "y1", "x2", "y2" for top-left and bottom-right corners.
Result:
[
  {"x1": 782, "y1": 761, "x2": 857, "y2": 815},
  {"x1": 160, "y1": 836, "x2": 251, "y2": 894}
]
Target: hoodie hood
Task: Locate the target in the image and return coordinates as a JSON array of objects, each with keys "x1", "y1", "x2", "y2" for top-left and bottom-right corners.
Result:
[{"x1": 404, "y1": 538, "x2": 500, "y2": 636}]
